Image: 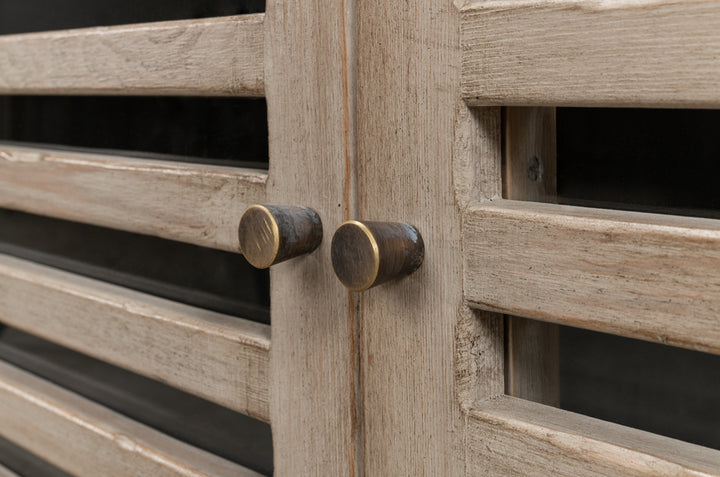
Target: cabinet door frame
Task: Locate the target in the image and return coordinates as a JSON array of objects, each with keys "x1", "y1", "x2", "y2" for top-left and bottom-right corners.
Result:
[
  {"x1": 265, "y1": 0, "x2": 361, "y2": 475},
  {"x1": 356, "y1": 0, "x2": 720, "y2": 475}
]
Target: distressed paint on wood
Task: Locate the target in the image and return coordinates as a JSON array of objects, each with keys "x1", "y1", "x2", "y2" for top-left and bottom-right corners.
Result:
[
  {"x1": 461, "y1": 0, "x2": 720, "y2": 107},
  {"x1": 0, "y1": 144, "x2": 267, "y2": 253},
  {"x1": 0, "y1": 254, "x2": 270, "y2": 422},
  {"x1": 0, "y1": 14, "x2": 265, "y2": 96},
  {"x1": 0, "y1": 361, "x2": 262, "y2": 477}
]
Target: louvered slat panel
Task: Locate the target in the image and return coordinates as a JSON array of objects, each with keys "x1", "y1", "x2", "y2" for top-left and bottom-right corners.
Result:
[
  {"x1": 0, "y1": 254, "x2": 270, "y2": 422},
  {"x1": 0, "y1": 3, "x2": 273, "y2": 475},
  {"x1": 0, "y1": 361, "x2": 262, "y2": 477}
]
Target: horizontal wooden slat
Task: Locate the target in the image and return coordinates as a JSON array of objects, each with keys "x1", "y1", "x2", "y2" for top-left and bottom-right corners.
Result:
[
  {"x1": 0, "y1": 464, "x2": 18, "y2": 477},
  {"x1": 464, "y1": 200, "x2": 720, "y2": 354},
  {"x1": 0, "y1": 361, "x2": 262, "y2": 477},
  {"x1": 460, "y1": 0, "x2": 720, "y2": 107},
  {"x1": 467, "y1": 396, "x2": 720, "y2": 476},
  {"x1": 0, "y1": 435, "x2": 68, "y2": 477},
  {"x1": 0, "y1": 14, "x2": 264, "y2": 96},
  {"x1": 0, "y1": 144, "x2": 267, "y2": 252},
  {"x1": 0, "y1": 254, "x2": 270, "y2": 422}
]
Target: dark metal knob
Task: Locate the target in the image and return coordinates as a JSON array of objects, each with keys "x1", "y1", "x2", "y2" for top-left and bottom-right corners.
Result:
[
  {"x1": 238, "y1": 205, "x2": 323, "y2": 269},
  {"x1": 331, "y1": 220, "x2": 424, "y2": 291}
]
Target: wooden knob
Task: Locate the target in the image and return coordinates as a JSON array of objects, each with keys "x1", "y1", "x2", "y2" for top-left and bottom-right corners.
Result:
[
  {"x1": 238, "y1": 205, "x2": 323, "y2": 269},
  {"x1": 331, "y1": 220, "x2": 424, "y2": 291}
]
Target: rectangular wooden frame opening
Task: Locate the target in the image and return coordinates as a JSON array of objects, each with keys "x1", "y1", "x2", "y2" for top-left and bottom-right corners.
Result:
[{"x1": 501, "y1": 105, "x2": 720, "y2": 452}]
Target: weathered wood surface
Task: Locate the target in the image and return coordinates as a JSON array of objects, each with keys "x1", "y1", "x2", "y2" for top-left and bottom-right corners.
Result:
[
  {"x1": 357, "y1": 0, "x2": 501, "y2": 474},
  {"x1": 465, "y1": 199, "x2": 720, "y2": 354},
  {"x1": 0, "y1": 144, "x2": 267, "y2": 252},
  {"x1": 504, "y1": 107, "x2": 559, "y2": 406},
  {"x1": 503, "y1": 107, "x2": 556, "y2": 204},
  {"x1": 461, "y1": 0, "x2": 720, "y2": 107},
  {"x1": 467, "y1": 396, "x2": 720, "y2": 476},
  {"x1": 0, "y1": 254, "x2": 270, "y2": 422},
  {"x1": 0, "y1": 361, "x2": 262, "y2": 477},
  {"x1": 265, "y1": 0, "x2": 361, "y2": 474},
  {"x1": 0, "y1": 14, "x2": 265, "y2": 96}
]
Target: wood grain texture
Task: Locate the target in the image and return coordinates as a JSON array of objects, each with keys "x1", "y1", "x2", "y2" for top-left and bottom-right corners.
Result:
[
  {"x1": 461, "y1": 0, "x2": 720, "y2": 107},
  {"x1": 464, "y1": 199, "x2": 720, "y2": 354},
  {"x1": 0, "y1": 254, "x2": 270, "y2": 422},
  {"x1": 506, "y1": 316, "x2": 559, "y2": 405},
  {"x1": 0, "y1": 361, "x2": 261, "y2": 477},
  {"x1": 504, "y1": 107, "x2": 556, "y2": 204},
  {"x1": 453, "y1": 106, "x2": 503, "y2": 208},
  {"x1": 504, "y1": 107, "x2": 559, "y2": 406},
  {"x1": 357, "y1": 0, "x2": 491, "y2": 473},
  {"x1": 265, "y1": 0, "x2": 360, "y2": 474},
  {"x1": 467, "y1": 396, "x2": 720, "y2": 476},
  {"x1": 0, "y1": 144, "x2": 267, "y2": 253},
  {"x1": 0, "y1": 14, "x2": 265, "y2": 96},
  {"x1": 452, "y1": 107, "x2": 505, "y2": 416},
  {"x1": 455, "y1": 307, "x2": 505, "y2": 412}
]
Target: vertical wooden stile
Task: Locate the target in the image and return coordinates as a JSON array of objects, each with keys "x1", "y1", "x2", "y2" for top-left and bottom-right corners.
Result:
[
  {"x1": 357, "y1": 0, "x2": 504, "y2": 473},
  {"x1": 264, "y1": 0, "x2": 360, "y2": 475},
  {"x1": 504, "y1": 107, "x2": 560, "y2": 406}
]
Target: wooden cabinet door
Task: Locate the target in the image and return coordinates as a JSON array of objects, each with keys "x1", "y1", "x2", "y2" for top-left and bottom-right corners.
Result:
[
  {"x1": 0, "y1": 2, "x2": 357, "y2": 475},
  {"x1": 264, "y1": 0, "x2": 360, "y2": 475},
  {"x1": 265, "y1": 0, "x2": 362, "y2": 475},
  {"x1": 355, "y1": 0, "x2": 720, "y2": 475},
  {"x1": 356, "y1": 1, "x2": 478, "y2": 474}
]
